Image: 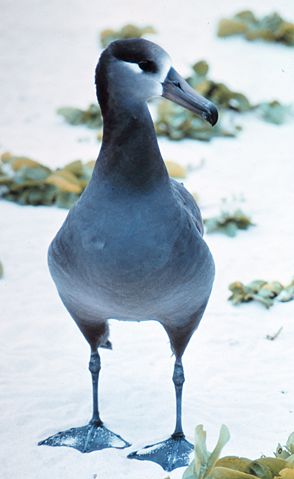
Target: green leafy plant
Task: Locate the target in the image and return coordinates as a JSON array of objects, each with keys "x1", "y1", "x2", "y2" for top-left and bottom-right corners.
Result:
[
  {"x1": 228, "y1": 279, "x2": 294, "y2": 309},
  {"x1": 0, "y1": 261, "x2": 3, "y2": 279},
  {"x1": 57, "y1": 104, "x2": 103, "y2": 129},
  {"x1": 182, "y1": 425, "x2": 230, "y2": 479},
  {"x1": 275, "y1": 432, "x2": 294, "y2": 461},
  {"x1": 57, "y1": 97, "x2": 239, "y2": 143},
  {"x1": 99, "y1": 24, "x2": 156, "y2": 48},
  {"x1": 0, "y1": 152, "x2": 187, "y2": 208},
  {"x1": 258, "y1": 101, "x2": 293, "y2": 125},
  {"x1": 186, "y1": 61, "x2": 252, "y2": 113},
  {"x1": 165, "y1": 427, "x2": 294, "y2": 479},
  {"x1": 156, "y1": 60, "x2": 292, "y2": 141},
  {"x1": 218, "y1": 11, "x2": 294, "y2": 46},
  {"x1": 204, "y1": 208, "x2": 254, "y2": 237},
  {"x1": 154, "y1": 99, "x2": 238, "y2": 141},
  {"x1": 0, "y1": 153, "x2": 94, "y2": 208}
]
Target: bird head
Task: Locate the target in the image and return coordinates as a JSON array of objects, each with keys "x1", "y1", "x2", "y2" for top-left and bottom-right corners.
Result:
[{"x1": 95, "y1": 38, "x2": 218, "y2": 126}]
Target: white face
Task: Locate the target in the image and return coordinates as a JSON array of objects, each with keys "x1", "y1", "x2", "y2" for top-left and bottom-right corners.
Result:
[{"x1": 123, "y1": 54, "x2": 172, "y2": 99}]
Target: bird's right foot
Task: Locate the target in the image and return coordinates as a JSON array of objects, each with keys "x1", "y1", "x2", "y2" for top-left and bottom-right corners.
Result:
[
  {"x1": 38, "y1": 422, "x2": 130, "y2": 453},
  {"x1": 128, "y1": 433, "x2": 193, "y2": 471}
]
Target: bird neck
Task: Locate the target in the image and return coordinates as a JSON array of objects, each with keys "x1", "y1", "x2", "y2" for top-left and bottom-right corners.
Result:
[{"x1": 94, "y1": 101, "x2": 168, "y2": 189}]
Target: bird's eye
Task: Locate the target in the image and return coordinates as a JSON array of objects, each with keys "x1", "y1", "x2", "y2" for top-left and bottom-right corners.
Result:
[{"x1": 138, "y1": 60, "x2": 158, "y2": 73}]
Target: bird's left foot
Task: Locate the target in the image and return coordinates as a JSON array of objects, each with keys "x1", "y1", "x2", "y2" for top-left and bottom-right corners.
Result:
[
  {"x1": 38, "y1": 422, "x2": 130, "y2": 453},
  {"x1": 127, "y1": 434, "x2": 193, "y2": 472}
]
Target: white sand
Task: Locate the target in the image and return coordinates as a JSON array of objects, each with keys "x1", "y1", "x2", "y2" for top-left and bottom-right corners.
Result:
[{"x1": 1, "y1": 1, "x2": 294, "y2": 478}]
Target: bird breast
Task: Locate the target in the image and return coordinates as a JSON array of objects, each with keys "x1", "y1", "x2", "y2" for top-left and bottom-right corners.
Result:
[{"x1": 48, "y1": 189, "x2": 214, "y2": 321}]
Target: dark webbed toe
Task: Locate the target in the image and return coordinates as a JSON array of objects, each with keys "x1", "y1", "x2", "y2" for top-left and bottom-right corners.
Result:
[
  {"x1": 127, "y1": 435, "x2": 193, "y2": 471},
  {"x1": 38, "y1": 423, "x2": 130, "y2": 453}
]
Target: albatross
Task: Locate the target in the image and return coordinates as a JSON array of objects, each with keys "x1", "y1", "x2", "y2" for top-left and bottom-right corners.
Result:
[{"x1": 39, "y1": 38, "x2": 218, "y2": 472}]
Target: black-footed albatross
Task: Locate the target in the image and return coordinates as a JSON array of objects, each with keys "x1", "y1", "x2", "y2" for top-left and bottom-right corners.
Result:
[{"x1": 39, "y1": 38, "x2": 217, "y2": 472}]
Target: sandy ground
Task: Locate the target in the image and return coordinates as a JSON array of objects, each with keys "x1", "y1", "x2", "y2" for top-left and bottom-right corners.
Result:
[{"x1": 1, "y1": 1, "x2": 294, "y2": 478}]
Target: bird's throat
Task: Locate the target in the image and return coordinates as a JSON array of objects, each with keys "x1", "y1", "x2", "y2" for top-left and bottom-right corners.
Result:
[{"x1": 95, "y1": 102, "x2": 168, "y2": 189}]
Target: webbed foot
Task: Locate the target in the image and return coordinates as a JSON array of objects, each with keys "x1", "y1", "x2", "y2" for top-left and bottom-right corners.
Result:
[
  {"x1": 38, "y1": 422, "x2": 130, "y2": 453},
  {"x1": 127, "y1": 434, "x2": 193, "y2": 471}
]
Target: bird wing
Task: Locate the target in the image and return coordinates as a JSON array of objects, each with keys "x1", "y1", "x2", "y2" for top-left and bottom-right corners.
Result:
[{"x1": 170, "y1": 179, "x2": 204, "y2": 236}]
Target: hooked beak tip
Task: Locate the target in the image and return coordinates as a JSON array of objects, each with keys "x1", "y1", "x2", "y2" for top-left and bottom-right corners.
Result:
[{"x1": 205, "y1": 104, "x2": 218, "y2": 126}]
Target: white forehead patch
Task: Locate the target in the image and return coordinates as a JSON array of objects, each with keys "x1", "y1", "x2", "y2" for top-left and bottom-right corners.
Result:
[
  {"x1": 150, "y1": 56, "x2": 171, "y2": 96},
  {"x1": 158, "y1": 56, "x2": 172, "y2": 82},
  {"x1": 125, "y1": 62, "x2": 142, "y2": 74}
]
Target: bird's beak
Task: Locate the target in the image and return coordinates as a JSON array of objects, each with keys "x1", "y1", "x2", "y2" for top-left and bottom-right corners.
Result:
[{"x1": 162, "y1": 67, "x2": 218, "y2": 126}]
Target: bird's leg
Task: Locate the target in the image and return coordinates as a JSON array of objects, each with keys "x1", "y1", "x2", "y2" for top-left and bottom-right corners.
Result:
[
  {"x1": 89, "y1": 350, "x2": 102, "y2": 426},
  {"x1": 172, "y1": 357, "x2": 185, "y2": 438},
  {"x1": 38, "y1": 348, "x2": 130, "y2": 452},
  {"x1": 128, "y1": 356, "x2": 193, "y2": 472}
]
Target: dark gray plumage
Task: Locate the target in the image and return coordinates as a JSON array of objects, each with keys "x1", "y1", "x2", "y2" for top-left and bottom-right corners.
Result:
[{"x1": 39, "y1": 38, "x2": 217, "y2": 472}]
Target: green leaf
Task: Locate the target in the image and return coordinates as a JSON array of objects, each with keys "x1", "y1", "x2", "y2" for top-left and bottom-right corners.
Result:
[
  {"x1": 99, "y1": 24, "x2": 156, "y2": 48},
  {"x1": 286, "y1": 433, "x2": 294, "y2": 455},
  {"x1": 57, "y1": 104, "x2": 102, "y2": 129},
  {"x1": 0, "y1": 153, "x2": 93, "y2": 209},
  {"x1": 183, "y1": 425, "x2": 230, "y2": 479},
  {"x1": 204, "y1": 208, "x2": 254, "y2": 237},
  {"x1": 217, "y1": 10, "x2": 294, "y2": 46},
  {"x1": 229, "y1": 278, "x2": 294, "y2": 309},
  {"x1": 258, "y1": 101, "x2": 292, "y2": 125}
]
